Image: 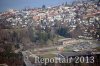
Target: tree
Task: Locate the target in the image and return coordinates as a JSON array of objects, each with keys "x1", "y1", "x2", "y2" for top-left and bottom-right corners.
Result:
[
  {"x1": 38, "y1": 31, "x2": 48, "y2": 44},
  {"x1": 42, "y1": 5, "x2": 46, "y2": 9},
  {"x1": 65, "y1": 1, "x2": 68, "y2": 6},
  {"x1": 57, "y1": 27, "x2": 71, "y2": 38},
  {"x1": 28, "y1": 26, "x2": 36, "y2": 42}
]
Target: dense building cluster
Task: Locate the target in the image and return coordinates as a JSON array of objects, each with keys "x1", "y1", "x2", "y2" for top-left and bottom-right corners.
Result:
[{"x1": 0, "y1": 0, "x2": 100, "y2": 39}]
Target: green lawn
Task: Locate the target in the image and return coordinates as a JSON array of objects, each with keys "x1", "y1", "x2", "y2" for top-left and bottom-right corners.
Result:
[
  {"x1": 40, "y1": 54, "x2": 56, "y2": 58},
  {"x1": 95, "y1": 47, "x2": 100, "y2": 51},
  {"x1": 63, "y1": 47, "x2": 72, "y2": 52}
]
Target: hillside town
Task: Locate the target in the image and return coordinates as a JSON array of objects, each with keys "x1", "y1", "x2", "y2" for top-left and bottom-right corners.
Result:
[{"x1": 0, "y1": 0, "x2": 100, "y2": 66}]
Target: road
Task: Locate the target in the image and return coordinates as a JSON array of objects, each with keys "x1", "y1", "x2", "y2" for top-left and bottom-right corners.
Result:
[
  {"x1": 14, "y1": 44, "x2": 35, "y2": 66},
  {"x1": 33, "y1": 39, "x2": 100, "y2": 52},
  {"x1": 14, "y1": 44, "x2": 23, "y2": 53},
  {"x1": 22, "y1": 51, "x2": 35, "y2": 66},
  {"x1": 33, "y1": 39, "x2": 79, "y2": 51}
]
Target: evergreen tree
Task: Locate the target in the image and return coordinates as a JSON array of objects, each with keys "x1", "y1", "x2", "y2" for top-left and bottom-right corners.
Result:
[
  {"x1": 65, "y1": 1, "x2": 68, "y2": 6},
  {"x1": 42, "y1": 5, "x2": 46, "y2": 9}
]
